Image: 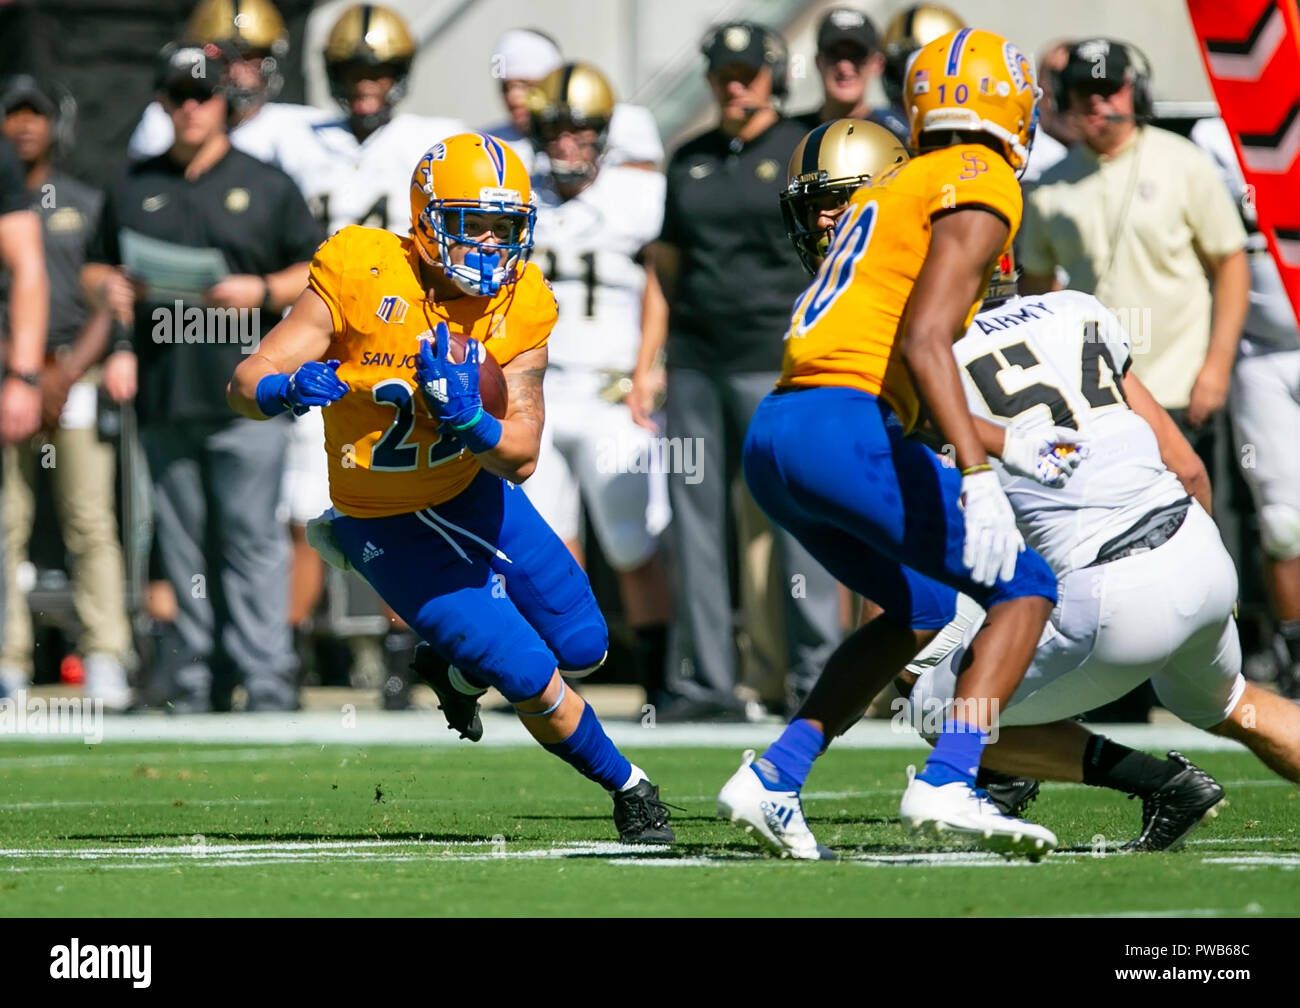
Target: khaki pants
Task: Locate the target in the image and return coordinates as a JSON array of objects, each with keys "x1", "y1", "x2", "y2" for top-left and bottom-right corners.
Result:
[{"x1": 2, "y1": 400, "x2": 131, "y2": 674}]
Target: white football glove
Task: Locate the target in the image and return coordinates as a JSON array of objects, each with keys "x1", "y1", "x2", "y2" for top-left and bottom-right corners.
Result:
[
  {"x1": 960, "y1": 469, "x2": 1024, "y2": 586},
  {"x1": 305, "y1": 509, "x2": 353, "y2": 572},
  {"x1": 1000, "y1": 419, "x2": 1090, "y2": 489}
]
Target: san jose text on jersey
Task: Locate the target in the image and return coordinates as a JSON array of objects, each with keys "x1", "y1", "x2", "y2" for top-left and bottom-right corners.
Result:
[
  {"x1": 957, "y1": 289, "x2": 1186, "y2": 574},
  {"x1": 778, "y1": 143, "x2": 1022, "y2": 432},
  {"x1": 308, "y1": 225, "x2": 557, "y2": 518}
]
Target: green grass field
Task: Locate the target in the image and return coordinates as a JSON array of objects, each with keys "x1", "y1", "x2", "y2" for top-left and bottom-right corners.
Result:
[{"x1": 2, "y1": 738, "x2": 1296, "y2": 917}]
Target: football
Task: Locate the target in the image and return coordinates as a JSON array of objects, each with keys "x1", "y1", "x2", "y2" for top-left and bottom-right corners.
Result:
[{"x1": 447, "y1": 331, "x2": 509, "y2": 420}]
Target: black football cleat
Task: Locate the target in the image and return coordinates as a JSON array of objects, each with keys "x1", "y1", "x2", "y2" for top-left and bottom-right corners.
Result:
[
  {"x1": 975, "y1": 767, "x2": 1041, "y2": 819},
  {"x1": 1122, "y1": 751, "x2": 1224, "y2": 852},
  {"x1": 411, "y1": 643, "x2": 484, "y2": 742},
  {"x1": 612, "y1": 780, "x2": 675, "y2": 844}
]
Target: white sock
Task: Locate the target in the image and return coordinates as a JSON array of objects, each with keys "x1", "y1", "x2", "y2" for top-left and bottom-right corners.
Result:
[{"x1": 619, "y1": 764, "x2": 649, "y2": 792}]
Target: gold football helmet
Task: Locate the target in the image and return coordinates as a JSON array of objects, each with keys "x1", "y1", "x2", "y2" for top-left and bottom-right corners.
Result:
[
  {"x1": 905, "y1": 29, "x2": 1039, "y2": 173},
  {"x1": 324, "y1": 4, "x2": 416, "y2": 121},
  {"x1": 527, "y1": 62, "x2": 616, "y2": 187},
  {"x1": 183, "y1": 0, "x2": 289, "y2": 106},
  {"x1": 882, "y1": 3, "x2": 965, "y2": 107},
  {"x1": 410, "y1": 133, "x2": 536, "y2": 297},
  {"x1": 781, "y1": 119, "x2": 908, "y2": 274}
]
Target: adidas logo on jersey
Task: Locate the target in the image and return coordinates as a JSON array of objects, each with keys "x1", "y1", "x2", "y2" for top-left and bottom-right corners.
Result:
[{"x1": 361, "y1": 541, "x2": 385, "y2": 563}]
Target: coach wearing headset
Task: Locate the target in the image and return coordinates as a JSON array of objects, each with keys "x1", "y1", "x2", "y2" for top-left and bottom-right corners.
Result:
[
  {"x1": 647, "y1": 21, "x2": 840, "y2": 721},
  {"x1": 1019, "y1": 38, "x2": 1249, "y2": 503}
]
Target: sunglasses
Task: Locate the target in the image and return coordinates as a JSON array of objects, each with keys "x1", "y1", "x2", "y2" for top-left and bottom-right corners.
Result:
[{"x1": 164, "y1": 82, "x2": 220, "y2": 106}]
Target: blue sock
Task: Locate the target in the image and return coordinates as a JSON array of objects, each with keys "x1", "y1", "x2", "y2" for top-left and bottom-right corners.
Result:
[
  {"x1": 917, "y1": 721, "x2": 986, "y2": 787},
  {"x1": 753, "y1": 719, "x2": 824, "y2": 791},
  {"x1": 542, "y1": 703, "x2": 632, "y2": 791}
]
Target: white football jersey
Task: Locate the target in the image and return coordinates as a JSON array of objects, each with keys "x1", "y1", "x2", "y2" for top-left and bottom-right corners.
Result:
[
  {"x1": 278, "y1": 112, "x2": 466, "y2": 236},
  {"x1": 126, "y1": 100, "x2": 334, "y2": 169},
  {"x1": 531, "y1": 165, "x2": 664, "y2": 372},
  {"x1": 956, "y1": 290, "x2": 1187, "y2": 573}
]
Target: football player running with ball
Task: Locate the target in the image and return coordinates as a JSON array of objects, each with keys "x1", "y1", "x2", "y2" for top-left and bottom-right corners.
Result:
[
  {"x1": 728, "y1": 30, "x2": 1082, "y2": 858},
  {"x1": 229, "y1": 133, "x2": 674, "y2": 845}
]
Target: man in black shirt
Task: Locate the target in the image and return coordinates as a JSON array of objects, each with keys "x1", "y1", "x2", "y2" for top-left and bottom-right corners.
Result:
[
  {"x1": 1, "y1": 75, "x2": 133, "y2": 708},
  {"x1": 650, "y1": 21, "x2": 839, "y2": 720},
  {"x1": 792, "y1": 8, "x2": 909, "y2": 144},
  {"x1": 0, "y1": 134, "x2": 47, "y2": 697},
  {"x1": 85, "y1": 43, "x2": 322, "y2": 712}
]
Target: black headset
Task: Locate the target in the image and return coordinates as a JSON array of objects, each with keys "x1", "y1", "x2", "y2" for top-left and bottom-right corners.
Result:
[
  {"x1": 700, "y1": 21, "x2": 790, "y2": 99},
  {"x1": 1055, "y1": 39, "x2": 1153, "y2": 122}
]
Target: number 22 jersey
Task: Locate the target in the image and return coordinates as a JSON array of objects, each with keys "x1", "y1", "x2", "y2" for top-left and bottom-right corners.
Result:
[
  {"x1": 308, "y1": 225, "x2": 557, "y2": 518},
  {"x1": 778, "y1": 143, "x2": 1022, "y2": 432}
]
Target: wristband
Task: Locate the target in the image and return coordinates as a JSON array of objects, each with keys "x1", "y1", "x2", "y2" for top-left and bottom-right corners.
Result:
[
  {"x1": 961, "y1": 463, "x2": 993, "y2": 477},
  {"x1": 255, "y1": 373, "x2": 292, "y2": 417},
  {"x1": 450, "y1": 407, "x2": 502, "y2": 454}
]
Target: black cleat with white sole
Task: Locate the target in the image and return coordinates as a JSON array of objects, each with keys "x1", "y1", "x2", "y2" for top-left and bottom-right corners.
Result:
[{"x1": 1122, "y1": 751, "x2": 1224, "y2": 852}]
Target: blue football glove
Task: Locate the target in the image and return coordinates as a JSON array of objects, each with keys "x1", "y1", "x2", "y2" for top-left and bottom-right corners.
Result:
[
  {"x1": 256, "y1": 359, "x2": 349, "y2": 417},
  {"x1": 415, "y1": 322, "x2": 502, "y2": 454}
]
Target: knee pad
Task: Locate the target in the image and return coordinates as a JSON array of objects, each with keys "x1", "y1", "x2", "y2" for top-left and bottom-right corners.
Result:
[
  {"x1": 553, "y1": 620, "x2": 609, "y2": 677},
  {"x1": 1259, "y1": 503, "x2": 1300, "y2": 561}
]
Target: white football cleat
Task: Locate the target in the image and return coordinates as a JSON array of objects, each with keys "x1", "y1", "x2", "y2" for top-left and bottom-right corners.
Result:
[
  {"x1": 899, "y1": 767, "x2": 1057, "y2": 861},
  {"x1": 717, "y1": 750, "x2": 835, "y2": 860}
]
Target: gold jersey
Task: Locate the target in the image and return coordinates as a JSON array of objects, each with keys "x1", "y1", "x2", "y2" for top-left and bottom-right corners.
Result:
[
  {"x1": 779, "y1": 143, "x2": 1022, "y2": 431},
  {"x1": 308, "y1": 225, "x2": 556, "y2": 517}
]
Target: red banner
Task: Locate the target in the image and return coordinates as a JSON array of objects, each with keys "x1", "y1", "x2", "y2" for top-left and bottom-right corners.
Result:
[{"x1": 1187, "y1": 0, "x2": 1300, "y2": 330}]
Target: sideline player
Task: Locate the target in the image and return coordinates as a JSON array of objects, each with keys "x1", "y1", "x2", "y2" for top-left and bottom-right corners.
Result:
[
  {"x1": 730, "y1": 30, "x2": 1071, "y2": 858},
  {"x1": 228, "y1": 134, "x2": 675, "y2": 844},
  {"x1": 522, "y1": 62, "x2": 671, "y2": 699}
]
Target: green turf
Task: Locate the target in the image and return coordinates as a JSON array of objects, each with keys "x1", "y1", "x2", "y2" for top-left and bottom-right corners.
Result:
[{"x1": 1, "y1": 742, "x2": 1296, "y2": 916}]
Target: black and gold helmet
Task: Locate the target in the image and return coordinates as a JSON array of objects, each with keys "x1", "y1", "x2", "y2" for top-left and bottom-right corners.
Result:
[
  {"x1": 527, "y1": 62, "x2": 615, "y2": 185},
  {"x1": 323, "y1": 4, "x2": 416, "y2": 118},
  {"x1": 182, "y1": 0, "x2": 289, "y2": 107},
  {"x1": 781, "y1": 119, "x2": 908, "y2": 275},
  {"x1": 881, "y1": 4, "x2": 966, "y2": 108}
]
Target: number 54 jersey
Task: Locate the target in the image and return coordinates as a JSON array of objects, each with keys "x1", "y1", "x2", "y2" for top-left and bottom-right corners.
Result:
[
  {"x1": 955, "y1": 289, "x2": 1187, "y2": 574},
  {"x1": 308, "y1": 225, "x2": 557, "y2": 518},
  {"x1": 779, "y1": 143, "x2": 1021, "y2": 432}
]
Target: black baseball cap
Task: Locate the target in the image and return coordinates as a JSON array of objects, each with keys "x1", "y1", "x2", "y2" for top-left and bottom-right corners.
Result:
[
  {"x1": 0, "y1": 75, "x2": 59, "y2": 118},
  {"x1": 1059, "y1": 38, "x2": 1135, "y2": 96},
  {"x1": 816, "y1": 8, "x2": 879, "y2": 55},
  {"x1": 703, "y1": 22, "x2": 774, "y2": 74}
]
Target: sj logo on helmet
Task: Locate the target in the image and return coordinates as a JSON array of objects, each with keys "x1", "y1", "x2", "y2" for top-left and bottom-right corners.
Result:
[{"x1": 1002, "y1": 42, "x2": 1033, "y2": 93}]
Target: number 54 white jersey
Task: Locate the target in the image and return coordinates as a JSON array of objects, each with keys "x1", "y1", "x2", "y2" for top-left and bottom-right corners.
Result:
[{"x1": 954, "y1": 290, "x2": 1187, "y2": 574}]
